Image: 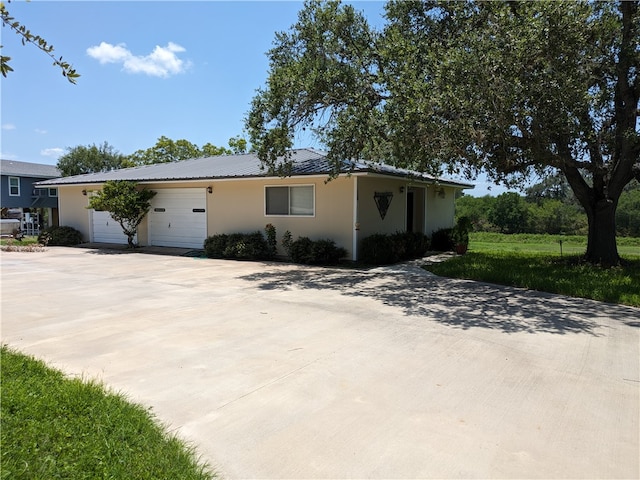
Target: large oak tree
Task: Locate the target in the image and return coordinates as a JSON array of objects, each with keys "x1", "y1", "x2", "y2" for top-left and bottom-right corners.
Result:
[{"x1": 247, "y1": 0, "x2": 639, "y2": 265}]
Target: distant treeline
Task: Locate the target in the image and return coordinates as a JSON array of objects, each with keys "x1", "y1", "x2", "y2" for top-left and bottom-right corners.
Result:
[{"x1": 456, "y1": 178, "x2": 640, "y2": 237}]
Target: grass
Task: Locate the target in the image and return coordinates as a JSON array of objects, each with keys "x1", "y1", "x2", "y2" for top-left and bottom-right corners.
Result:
[
  {"x1": 469, "y1": 232, "x2": 640, "y2": 257},
  {"x1": 0, "y1": 235, "x2": 41, "y2": 246},
  {"x1": 1, "y1": 345, "x2": 215, "y2": 480},
  {"x1": 424, "y1": 233, "x2": 640, "y2": 307}
]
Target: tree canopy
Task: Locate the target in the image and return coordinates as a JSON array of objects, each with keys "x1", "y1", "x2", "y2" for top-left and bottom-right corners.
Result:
[
  {"x1": 87, "y1": 181, "x2": 156, "y2": 248},
  {"x1": 57, "y1": 142, "x2": 132, "y2": 177},
  {"x1": 247, "y1": 0, "x2": 639, "y2": 265},
  {"x1": 127, "y1": 136, "x2": 248, "y2": 165}
]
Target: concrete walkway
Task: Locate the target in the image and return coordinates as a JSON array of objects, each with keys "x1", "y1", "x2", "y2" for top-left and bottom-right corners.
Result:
[{"x1": 1, "y1": 247, "x2": 638, "y2": 479}]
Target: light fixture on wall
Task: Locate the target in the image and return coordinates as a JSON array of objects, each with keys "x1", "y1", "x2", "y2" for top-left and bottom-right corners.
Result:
[
  {"x1": 207, "y1": 186, "x2": 213, "y2": 194},
  {"x1": 437, "y1": 187, "x2": 445, "y2": 199},
  {"x1": 82, "y1": 189, "x2": 87, "y2": 196},
  {"x1": 399, "y1": 186, "x2": 405, "y2": 193}
]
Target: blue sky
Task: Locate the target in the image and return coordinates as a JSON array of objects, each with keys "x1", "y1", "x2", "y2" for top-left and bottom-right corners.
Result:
[{"x1": 1, "y1": 1, "x2": 508, "y2": 196}]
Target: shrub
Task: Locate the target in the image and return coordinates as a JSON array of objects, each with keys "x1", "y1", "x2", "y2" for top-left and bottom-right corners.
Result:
[
  {"x1": 310, "y1": 239, "x2": 348, "y2": 265},
  {"x1": 431, "y1": 228, "x2": 454, "y2": 251},
  {"x1": 203, "y1": 234, "x2": 229, "y2": 258},
  {"x1": 360, "y1": 234, "x2": 399, "y2": 265},
  {"x1": 204, "y1": 231, "x2": 272, "y2": 260},
  {"x1": 287, "y1": 236, "x2": 347, "y2": 265},
  {"x1": 38, "y1": 226, "x2": 83, "y2": 246},
  {"x1": 393, "y1": 231, "x2": 430, "y2": 260},
  {"x1": 360, "y1": 231, "x2": 430, "y2": 265}
]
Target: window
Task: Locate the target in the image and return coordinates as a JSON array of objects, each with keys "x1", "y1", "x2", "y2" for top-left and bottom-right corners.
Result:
[
  {"x1": 48, "y1": 188, "x2": 58, "y2": 197},
  {"x1": 265, "y1": 185, "x2": 314, "y2": 216},
  {"x1": 9, "y1": 177, "x2": 20, "y2": 196}
]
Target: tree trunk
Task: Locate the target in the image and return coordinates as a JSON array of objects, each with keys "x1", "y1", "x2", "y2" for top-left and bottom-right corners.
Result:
[{"x1": 584, "y1": 200, "x2": 620, "y2": 266}]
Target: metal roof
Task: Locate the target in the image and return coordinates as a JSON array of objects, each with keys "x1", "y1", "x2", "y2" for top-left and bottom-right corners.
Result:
[
  {"x1": 1, "y1": 159, "x2": 60, "y2": 178},
  {"x1": 36, "y1": 148, "x2": 473, "y2": 189}
]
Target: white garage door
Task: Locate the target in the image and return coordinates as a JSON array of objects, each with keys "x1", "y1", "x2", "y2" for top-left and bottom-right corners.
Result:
[
  {"x1": 149, "y1": 188, "x2": 207, "y2": 249},
  {"x1": 91, "y1": 210, "x2": 131, "y2": 244}
]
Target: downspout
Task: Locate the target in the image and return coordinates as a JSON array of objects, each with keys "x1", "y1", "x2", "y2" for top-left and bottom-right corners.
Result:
[{"x1": 352, "y1": 176, "x2": 358, "y2": 261}]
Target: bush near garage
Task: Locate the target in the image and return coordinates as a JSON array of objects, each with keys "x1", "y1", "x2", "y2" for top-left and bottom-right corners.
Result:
[
  {"x1": 204, "y1": 232, "x2": 273, "y2": 260},
  {"x1": 360, "y1": 231, "x2": 430, "y2": 265},
  {"x1": 37, "y1": 226, "x2": 83, "y2": 246}
]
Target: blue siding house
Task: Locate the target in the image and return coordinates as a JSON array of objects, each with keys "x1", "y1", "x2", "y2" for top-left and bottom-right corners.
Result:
[{"x1": 1, "y1": 159, "x2": 61, "y2": 234}]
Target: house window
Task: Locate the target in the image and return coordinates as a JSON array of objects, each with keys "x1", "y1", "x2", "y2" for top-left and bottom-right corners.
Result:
[
  {"x1": 265, "y1": 185, "x2": 314, "y2": 216},
  {"x1": 8, "y1": 177, "x2": 20, "y2": 196},
  {"x1": 48, "y1": 188, "x2": 58, "y2": 197}
]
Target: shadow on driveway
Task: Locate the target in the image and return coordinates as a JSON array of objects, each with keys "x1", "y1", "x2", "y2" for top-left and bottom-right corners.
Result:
[{"x1": 240, "y1": 265, "x2": 637, "y2": 336}]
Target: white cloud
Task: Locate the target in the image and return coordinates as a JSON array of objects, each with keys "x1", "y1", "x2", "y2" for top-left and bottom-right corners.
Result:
[
  {"x1": 86, "y1": 41, "x2": 191, "y2": 78},
  {"x1": 35, "y1": 128, "x2": 48, "y2": 134},
  {"x1": 41, "y1": 148, "x2": 65, "y2": 158},
  {"x1": 2, "y1": 123, "x2": 16, "y2": 130}
]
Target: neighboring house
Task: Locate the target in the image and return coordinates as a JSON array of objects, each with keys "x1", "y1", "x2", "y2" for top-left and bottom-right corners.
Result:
[
  {"x1": 1, "y1": 159, "x2": 60, "y2": 235},
  {"x1": 37, "y1": 148, "x2": 473, "y2": 260}
]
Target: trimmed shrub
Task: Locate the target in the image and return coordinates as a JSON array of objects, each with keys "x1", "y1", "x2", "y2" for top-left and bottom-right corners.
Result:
[
  {"x1": 287, "y1": 236, "x2": 347, "y2": 265},
  {"x1": 38, "y1": 226, "x2": 83, "y2": 246},
  {"x1": 431, "y1": 228, "x2": 455, "y2": 251},
  {"x1": 360, "y1": 234, "x2": 399, "y2": 265},
  {"x1": 310, "y1": 239, "x2": 348, "y2": 265},
  {"x1": 360, "y1": 231, "x2": 430, "y2": 265},
  {"x1": 395, "y1": 231, "x2": 430, "y2": 259},
  {"x1": 204, "y1": 231, "x2": 272, "y2": 260},
  {"x1": 203, "y1": 234, "x2": 229, "y2": 258}
]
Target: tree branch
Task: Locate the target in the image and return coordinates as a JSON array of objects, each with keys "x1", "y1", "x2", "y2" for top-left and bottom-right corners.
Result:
[{"x1": 1, "y1": 2, "x2": 79, "y2": 83}]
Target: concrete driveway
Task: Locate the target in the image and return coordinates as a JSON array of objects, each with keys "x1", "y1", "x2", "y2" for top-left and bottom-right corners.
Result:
[{"x1": 1, "y1": 247, "x2": 638, "y2": 479}]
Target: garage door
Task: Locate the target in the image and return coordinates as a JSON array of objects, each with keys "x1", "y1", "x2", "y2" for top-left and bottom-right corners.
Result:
[
  {"x1": 149, "y1": 189, "x2": 207, "y2": 248},
  {"x1": 91, "y1": 210, "x2": 131, "y2": 244}
]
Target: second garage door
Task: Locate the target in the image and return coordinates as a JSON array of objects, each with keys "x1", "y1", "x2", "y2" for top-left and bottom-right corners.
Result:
[{"x1": 148, "y1": 189, "x2": 207, "y2": 249}]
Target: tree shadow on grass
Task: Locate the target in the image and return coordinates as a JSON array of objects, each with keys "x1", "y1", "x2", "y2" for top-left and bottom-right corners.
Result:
[{"x1": 240, "y1": 265, "x2": 638, "y2": 336}]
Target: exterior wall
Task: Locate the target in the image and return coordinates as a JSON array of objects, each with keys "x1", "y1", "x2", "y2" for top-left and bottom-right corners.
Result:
[
  {"x1": 56, "y1": 177, "x2": 463, "y2": 258},
  {"x1": 58, "y1": 185, "x2": 92, "y2": 241},
  {"x1": 425, "y1": 185, "x2": 457, "y2": 234},
  {"x1": 58, "y1": 178, "x2": 356, "y2": 256},
  {"x1": 206, "y1": 176, "x2": 355, "y2": 258},
  {"x1": 1, "y1": 175, "x2": 58, "y2": 209},
  {"x1": 356, "y1": 176, "x2": 408, "y2": 240}
]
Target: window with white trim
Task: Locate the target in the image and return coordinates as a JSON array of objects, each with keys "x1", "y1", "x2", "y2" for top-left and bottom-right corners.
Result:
[
  {"x1": 265, "y1": 185, "x2": 314, "y2": 216},
  {"x1": 9, "y1": 177, "x2": 20, "y2": 196},
  {"x1": 48, "y1": 188, "x2": 58, "y2": 197}
]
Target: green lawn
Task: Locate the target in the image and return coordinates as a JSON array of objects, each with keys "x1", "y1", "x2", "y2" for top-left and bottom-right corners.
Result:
[
  {"x1": 0, "y1": 235, "x2": 41, "y2": 246},
  {"x1": 1, "y1": 345, "x2": 215, "y2": 480},
  {"x1": 424, "y1": 233, "x2": 640, "y2": 307}
]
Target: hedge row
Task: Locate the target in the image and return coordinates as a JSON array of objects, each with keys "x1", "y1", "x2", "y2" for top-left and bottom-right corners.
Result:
[{"x1": 359, "y1": 231, "x2": 430, "y2": 265}]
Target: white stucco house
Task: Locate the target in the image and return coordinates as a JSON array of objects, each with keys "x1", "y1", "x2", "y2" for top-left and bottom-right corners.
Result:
[{"x1": 37, "y1": 148, "x2": 473, "y2": 260}]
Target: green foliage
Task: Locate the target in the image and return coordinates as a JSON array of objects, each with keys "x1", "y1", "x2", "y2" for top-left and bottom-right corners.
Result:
[
  {"x1": 360, "y1": 234, "x2": 397, "y2": 265},
  {"x1": 286, "y1": 236, "x2": 347, "y2": 265},
  {"x1": 37, "y1": 226, "x2": 83, "y2": 246},
  {"x1": 87, "y1": 181, "x2": 156, "y2": 248},
  {"x1": 1, "y1": 345, "x2": 214, "y2": 479},
  {"x1": 451, "y1": 216, "x2": 472, "y2": 245},
  {"x1": 248, "y1": 0, "x2": 640, "y2": 264},
  {"x1": 0, "y1": 3, "x2": 79, "y2": 83},
  {"x1": 57, "y1": 142, "x2": 132, "y2": 177},
  {"x1": 265, "y1": 223, "x2": 277, "y2": 257},
  {"x1": 431, "y1": 228, "x2": 454, "y2": 252},
  {"x1": 424, "y1": 252, "x2": 640, "y2": 308},
  {"x1": 359, "y1": 231, "x2": 429, "y2": 264},
  {"x1": 228, "y1": 136, "x2": 248, "y2": 154},
  {"x1": 204, "y1": 232, "x2": 273, "y2": 260},
  {"x1": 488, "y1": 192, "x2": 529, "y2": 234},
  {"x1": 616, "y1": 185, "x2": 640, "y2": 237},
  {"x1": 128, "y1": 136, "x2": 237, "y2": 165}
]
